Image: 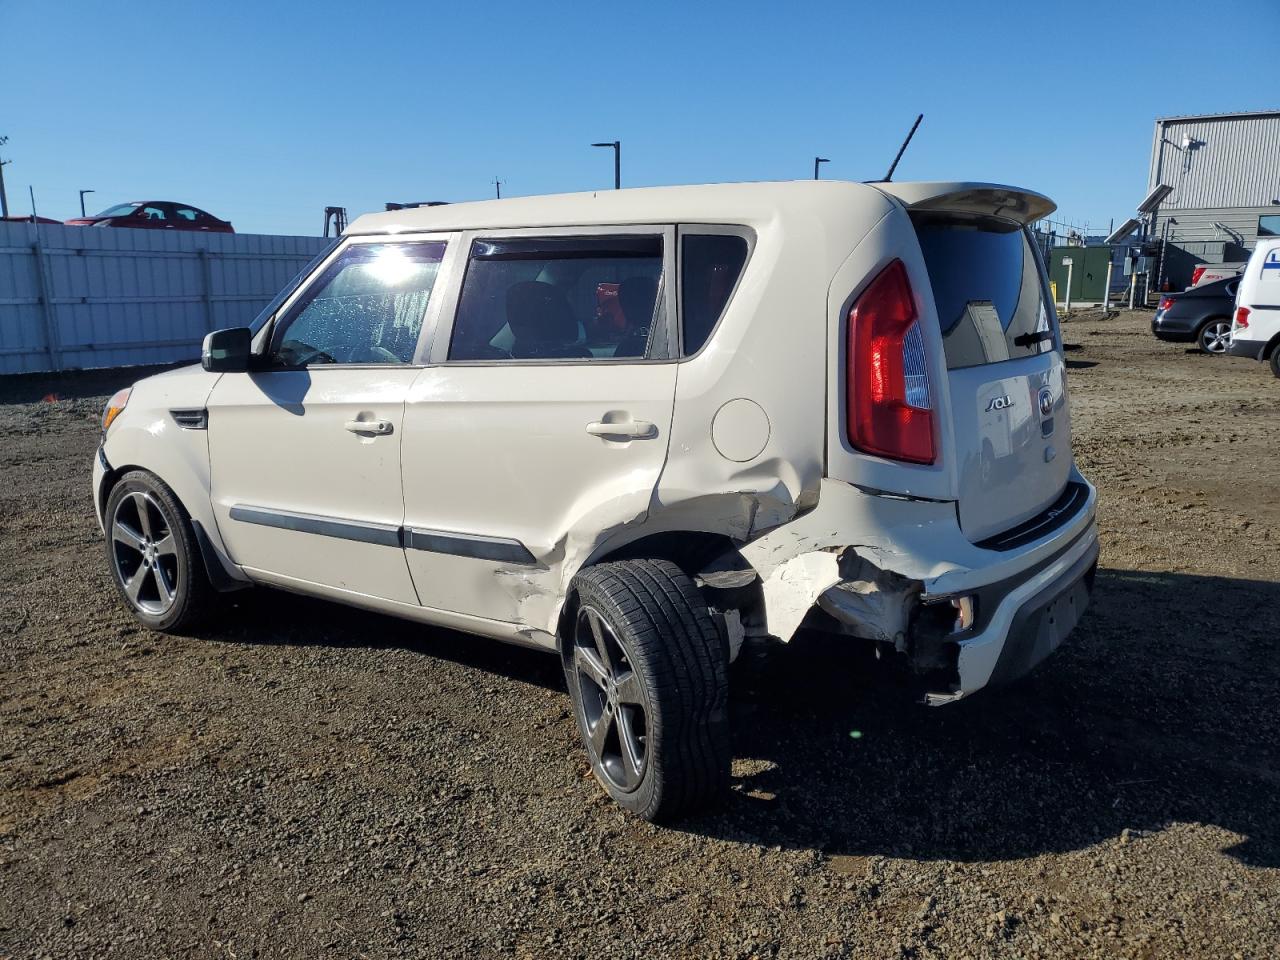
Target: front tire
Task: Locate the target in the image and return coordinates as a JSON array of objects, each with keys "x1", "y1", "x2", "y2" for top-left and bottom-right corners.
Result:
[
  {"x1": 563, "y1": 559, "x2": 730, "y2": 821},
  {"x1": 1270, "y1": 348, "x2": 1280, "y2": 379},
  {"x1": 104, "y1": 470, "x2": 212, "y2": 633},
  {"x1": 1196, "y1": 318, "x2": 1232, "y2": 354}
]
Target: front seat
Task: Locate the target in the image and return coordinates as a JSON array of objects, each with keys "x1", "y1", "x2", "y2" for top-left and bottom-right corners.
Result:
[{"x1": 506, "y1": 281, "x2": 591, "y2": 359}]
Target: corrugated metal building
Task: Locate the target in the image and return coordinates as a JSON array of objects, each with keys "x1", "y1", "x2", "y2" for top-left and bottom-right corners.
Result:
[
  {"x1": 1146, "y1": 109, "x2": 1280, "y2": 287},
  {"x1": 0, "y1": 222, "x2": 331, "y2": 375}
]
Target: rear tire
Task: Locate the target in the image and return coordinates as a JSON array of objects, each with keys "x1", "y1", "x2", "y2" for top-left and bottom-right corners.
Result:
[
  {"x1": 104, "y1": 470, "x2": 212, "y2": 634},
  {"x1": 563, "y1": 559, "x2": 730, "y2": 821},
  {"x1": 1196, "y1": 318, "x2": 1232, "y2": 355},
  {"x1": 1270, "y1": 348, "x2": 1280, "y2": 379}
]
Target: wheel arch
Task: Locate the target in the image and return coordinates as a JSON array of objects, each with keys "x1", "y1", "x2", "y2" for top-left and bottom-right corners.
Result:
[
  {"x1": 1263, "y1": 331, "x2": 1280, "y2": 360},
  {"x1": 556, "y1": 529, "x2": 764, "y2": 659},
  {"x1": 100, "y1": 419, "x2": 249, "y2": 588}
]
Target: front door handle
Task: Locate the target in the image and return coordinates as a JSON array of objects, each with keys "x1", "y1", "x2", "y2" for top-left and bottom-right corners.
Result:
[
  {"x1": 586, "y1": 419, "x2": 656, "y2": 440},
  {"x1": 345, "y1": 418, "x2": 393, "y2": 436}
]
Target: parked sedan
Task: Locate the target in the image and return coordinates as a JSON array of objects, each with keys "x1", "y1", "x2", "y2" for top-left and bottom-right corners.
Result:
[
  {"x1": 65, "y1": 201, "x2": 233, "y2": 233},
  {"x1": 1150, "y1": 275, "x2": 1239, "y2": 354}
]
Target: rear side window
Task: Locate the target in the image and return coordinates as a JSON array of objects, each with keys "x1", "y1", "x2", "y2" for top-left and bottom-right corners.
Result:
[
  {"x1": 681, "y1": 234, "x2": 748, "y2": 355},
  {"x1": 911, "y1": 215, "x2": 1055, "y2": 370},
  {"x1": 448, "y1": 236, "x2": 663, "y2": 361}
]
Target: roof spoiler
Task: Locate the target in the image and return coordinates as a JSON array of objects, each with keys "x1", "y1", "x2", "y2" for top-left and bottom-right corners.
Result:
[{"x1": 872, "y1": 181, "x2": 1055, "y2": 226}]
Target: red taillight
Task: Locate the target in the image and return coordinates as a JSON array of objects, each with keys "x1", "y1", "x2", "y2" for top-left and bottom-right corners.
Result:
[
  {"x1": 846, "y1": 259, "x2": 935, "y2": 465},
  {"x1": 1190, "y1": 266, "x2": 1206, "y2": 286},
  {"x1": 1235, "y1": 306, "x2": 1251, "y2": 328},
  {"x1": 1158, "y1": 296, "x2": 1174, "y2": 311}
]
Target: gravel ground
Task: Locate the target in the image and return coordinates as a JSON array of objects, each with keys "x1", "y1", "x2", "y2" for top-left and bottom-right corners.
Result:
[{"x1": 1, "y1": 310, "x2": 1278, "y2": 959}]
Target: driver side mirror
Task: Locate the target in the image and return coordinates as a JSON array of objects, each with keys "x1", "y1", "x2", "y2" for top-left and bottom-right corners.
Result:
[{"x1": 201, "y1": 327, "x2": 253, "y2": 372}]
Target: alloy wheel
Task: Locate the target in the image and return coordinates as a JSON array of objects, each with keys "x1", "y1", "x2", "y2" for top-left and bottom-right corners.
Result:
[
  {"x1": 110, "y1": 490, "x2": 179, "y2": 616},
  {"x1": 572, "y1": 605, "x2": 649, "y2": 792},
  {"x1": 1201, "y1": 320, "x2": 1232, "y2": 354}
]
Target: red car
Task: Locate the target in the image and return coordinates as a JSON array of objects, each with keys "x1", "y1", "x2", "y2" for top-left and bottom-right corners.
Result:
[{"x1": 65, "y1": 201, "x2": 234, "y2": 233}]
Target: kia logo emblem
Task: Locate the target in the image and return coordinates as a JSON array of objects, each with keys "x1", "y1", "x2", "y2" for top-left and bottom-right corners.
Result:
[{"x1": 1038, "y1": 387, "x2": 1054, "y2": 417}]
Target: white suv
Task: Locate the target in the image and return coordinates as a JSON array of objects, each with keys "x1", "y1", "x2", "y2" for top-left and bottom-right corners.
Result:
[
  {"x1": 93, "y1": 181, "x2": 1098, "y2": 821},
  {"x1": 1226, "y1": 237, "x2": 1280, "y2": 377}
]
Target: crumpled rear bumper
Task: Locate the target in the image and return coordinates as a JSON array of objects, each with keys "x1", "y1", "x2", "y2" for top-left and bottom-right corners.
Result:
[
  {"x1": 948, "y1": 529, "x2": 1098, "y2": 697},
  {"x1": 740, "y1": 471, "x2": 1100, "y2": 703}
]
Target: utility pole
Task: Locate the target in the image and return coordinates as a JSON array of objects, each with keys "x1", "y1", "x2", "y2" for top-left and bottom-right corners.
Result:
[
  {"x1": 493, "y1": 177, "x2": 503, "y2": 199},
  {"x1": 0, "y1": 136, "x2": 10, "y2": 219},
  {"x1": 592, "y1": 141, "x2": 621, "y2": 189},
  {"x1": 79, "y1": 189, "x2": 95, "y2": 217},
  {"x1": 813, "y1": 156, "x2": 829, "y2": 180}
]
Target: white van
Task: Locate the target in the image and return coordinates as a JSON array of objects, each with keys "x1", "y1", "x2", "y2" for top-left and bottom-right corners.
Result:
[
  {"x1": 93, "y1": 181, "x2": 1098, "y2": 820},
  {"x1": 1227, "y1": 238, "x2": 1280, "y2": 376}
]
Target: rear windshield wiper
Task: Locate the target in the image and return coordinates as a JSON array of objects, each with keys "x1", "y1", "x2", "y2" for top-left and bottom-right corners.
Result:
[{"x1": 1013, "y1": 329, "x2": 1055, "y2": 347}]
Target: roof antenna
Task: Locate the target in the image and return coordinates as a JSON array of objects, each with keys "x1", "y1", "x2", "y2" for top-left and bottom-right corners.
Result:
[{"x1": 882, "y1": 113, "x2": 923, "y2": 182}]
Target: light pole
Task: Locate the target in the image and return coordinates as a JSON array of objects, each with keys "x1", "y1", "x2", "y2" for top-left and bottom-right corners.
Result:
[
  {"x1": 814, "y1": 156, "x2": 829, "y2": 180},
  {"x1": 79, "y1": 189, "x2": 95, "y2": 217},
  {"x1": 592, "y1": 141, "x2": 621, "y2": 189},
  {"x1": 0, "y1": 136, "x2": 10, "y2": 219}
]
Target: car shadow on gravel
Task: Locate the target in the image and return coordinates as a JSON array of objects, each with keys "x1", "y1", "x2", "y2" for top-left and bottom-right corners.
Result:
[
  {"x1": 684, "y1": 567, "x2": 1280, "y2": 868},
  {"x1": 200, "y1": 567, "x2": 1280, "y2": 868},
  {"x1": 210, "y1": 587, "x2": 567, "y2": 691}
]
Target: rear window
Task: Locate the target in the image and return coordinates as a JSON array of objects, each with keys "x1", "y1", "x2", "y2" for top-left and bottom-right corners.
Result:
[
  {"x1": 681, "y1": 234, "x2": 748, "y2": 355},
  {"x1": 911, "y1": 214, "x2": 1055, "y2": 370}
]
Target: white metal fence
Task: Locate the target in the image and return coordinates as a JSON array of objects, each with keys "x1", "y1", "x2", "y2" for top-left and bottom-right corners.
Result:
[{"x1": 0, "y1": 222, "x2": 332, "y2": 375}]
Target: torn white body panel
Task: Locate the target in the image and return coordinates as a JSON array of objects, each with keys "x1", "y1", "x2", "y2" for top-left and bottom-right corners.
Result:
[{"x1": 758, "y1": 551, "x2": 842, "y2": 643}]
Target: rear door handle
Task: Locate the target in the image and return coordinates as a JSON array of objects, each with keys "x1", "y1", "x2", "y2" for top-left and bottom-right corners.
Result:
[
  {"x1": 345, "y1": 418, "x2": 393, "y2": 435},
  {"x1": 586, "y1": 419, "x2": 656, "y2": 440}
]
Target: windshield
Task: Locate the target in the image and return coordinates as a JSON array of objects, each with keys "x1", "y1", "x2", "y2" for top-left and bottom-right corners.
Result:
[
  {"x1": 93, "y1": 203, "x2": 141, "y2": 219},
  {"x1": 248, "y1": 242, "x2": 340, "y2": 334}
]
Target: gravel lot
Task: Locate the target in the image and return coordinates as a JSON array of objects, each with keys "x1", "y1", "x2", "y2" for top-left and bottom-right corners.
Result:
[{"x1": 2, "y1": 309, "x2": 1278, "y2": 959}]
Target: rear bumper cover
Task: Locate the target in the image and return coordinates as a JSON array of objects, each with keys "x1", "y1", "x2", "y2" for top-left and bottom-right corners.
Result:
[
  {"x1": 928, "y1": 523, "x2": 1099, "y2": 701},
  {"x1": 1151, "y1": 312, "x2": 1196, "y2": 341},
  {"x1": 741, "y1": 471, "x2": 1099, "y2": 702},
  {"x1": 984, "y1": 535, "x2": 1098, "y2": 687},
  {"x1": 1226, "y1": 337, "x2": 1264, "y2": 359}
]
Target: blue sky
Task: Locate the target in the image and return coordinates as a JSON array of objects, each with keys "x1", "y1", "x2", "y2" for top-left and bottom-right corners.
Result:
[{"x1": 4, "y1": 0, "x2": 1277, "y2": 237}]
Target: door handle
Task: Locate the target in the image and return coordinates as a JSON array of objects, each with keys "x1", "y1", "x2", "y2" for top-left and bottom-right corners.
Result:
[
  {"x1": 586, "y1": 419, "x2": 656, "y2": 440},
  {"x1": 345, "y1": 418, "x2": 393, "y2": 435}
]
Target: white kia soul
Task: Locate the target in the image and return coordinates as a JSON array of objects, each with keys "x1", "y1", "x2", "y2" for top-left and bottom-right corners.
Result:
[{"x1": 94, "y1": 181, "x2": 1099, "y2": 820}]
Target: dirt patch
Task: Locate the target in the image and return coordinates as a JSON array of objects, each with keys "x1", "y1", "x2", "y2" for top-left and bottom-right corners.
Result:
[{"x1": 1, "y1": 313, "x2": 1278, "y2": 959}]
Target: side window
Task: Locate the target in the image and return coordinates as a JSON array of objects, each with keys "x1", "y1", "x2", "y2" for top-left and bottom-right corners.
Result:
[
  {"x1": 270, "y1": 241, "x2": 446, "y2": 366},
  {"x1": 448, "y1": 236, "x2": 663, "y2": 361},
  {"x1": 680, "y1": 234, "x2": 748, "y2": 355},
  {"x1": 140, "y1": 205, "x2": 166, "y2": 221},
  {"x1": 173, "y1": 207, "x2": 200, "y2": 222}
]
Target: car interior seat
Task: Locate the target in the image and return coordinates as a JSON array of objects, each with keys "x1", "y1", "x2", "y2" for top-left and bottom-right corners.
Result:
[{"x1": 506, "y1": 281, "x2": 591, "y2": 359}]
